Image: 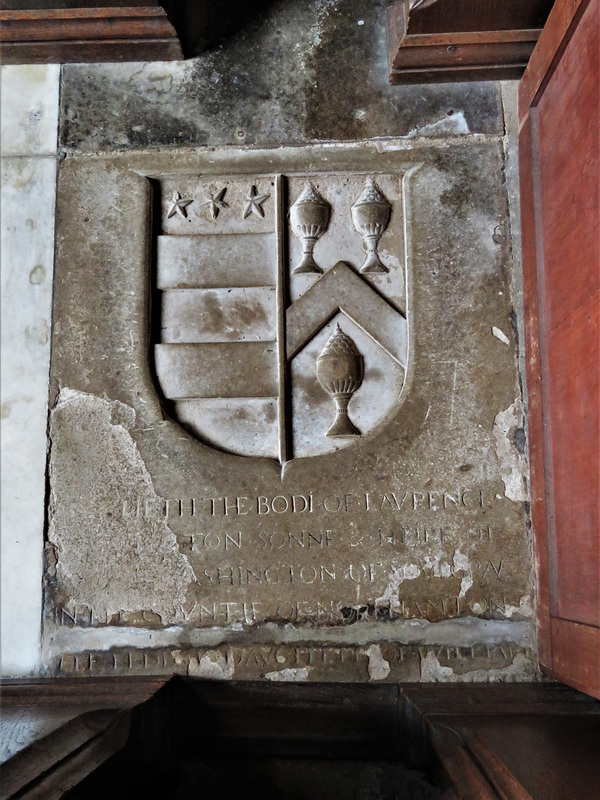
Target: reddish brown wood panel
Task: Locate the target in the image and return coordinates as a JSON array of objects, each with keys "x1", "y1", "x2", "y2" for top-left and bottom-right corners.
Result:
[
  {"x1": 0, "y1": 6, "x2": 183, "y2": 63},
  {"x1": 550, "y1": 618, "x2": 600, "y2": 697},
  {"x1": 519, "y1": 0, "x2": 591, "y2": 120},
  {"x1": 519, "y1": 0, "x2": 600, "y2": 699},
  {"x1": 537, "y1": 0, "x2": 600, "y2": 628}
]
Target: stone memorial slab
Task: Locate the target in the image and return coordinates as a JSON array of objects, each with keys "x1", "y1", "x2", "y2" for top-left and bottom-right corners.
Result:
[{"x1": 44, "y1": 140, "x2": 532, "y2": 681}]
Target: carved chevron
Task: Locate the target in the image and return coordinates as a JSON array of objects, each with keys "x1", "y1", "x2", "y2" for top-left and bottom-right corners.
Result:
[{"x1": 286, "y1": 262, "x2": 408, "y2": 367}]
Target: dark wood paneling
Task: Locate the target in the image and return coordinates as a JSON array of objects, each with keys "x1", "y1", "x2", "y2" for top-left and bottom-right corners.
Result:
[
  {"x1": 404, "y1": 0, "x2": 553, "y2": 34},
  {"x1": 402, "y1": 686, "x2": 600, "y2": 799},
  {"x1": 460, "y1": 716, "x2": 600, "y2": 800},
  {"x1": 430, "y1": 727, "x2": 500, "y2": 800},
  {"x1": 388, "y1": 0, "x2": 554, "y2": 84},
  {"x1": 458, "y1": 728, "x2": 535, "y2": 800},
  {"x1": 1, "y1": 710, "x2": 129, "y2": 798},
  {"x1": 0, "y1": 676, "x2": 169, "y2": 707},
  {"x1": 0, "y1": 6, "x2": 183, "y2": 63},
  {"x1": 3, "y1": 680, "x2": 599, "y2": 799},
  {"x1": 170, "y1": 680, "x2": 402, "y2": 759},
  {"x1": 0, "y1": 2, "x2": 155, "y2": 7}
]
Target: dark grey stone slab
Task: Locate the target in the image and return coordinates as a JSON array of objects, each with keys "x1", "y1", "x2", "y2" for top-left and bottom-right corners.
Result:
[{"x1": 58, "y1": 0, "x2": 503, "y2": 153}]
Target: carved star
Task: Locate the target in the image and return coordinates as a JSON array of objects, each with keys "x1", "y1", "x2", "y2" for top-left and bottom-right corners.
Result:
[
  {"x1": 243, "y1": 185, "x2": 270, "y2": 219},
  {"x1": 167, "y1": 190, "x2": 193, "y2": 219},
  {"x1": 200, "y1": 187, "x2": 229, "y2": 219}
]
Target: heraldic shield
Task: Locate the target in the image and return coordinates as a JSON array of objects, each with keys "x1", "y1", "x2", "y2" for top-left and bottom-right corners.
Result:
[{"x1": 154, "y1": 170, "x2": 419, "y2": 465}]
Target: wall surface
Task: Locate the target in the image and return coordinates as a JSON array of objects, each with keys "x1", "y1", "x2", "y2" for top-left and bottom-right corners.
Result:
[
  {"x1": 1, "y1": 64, "x2": 60, "y2": 676},
  {"x1": 1, "y1": 0, "x2": 533, "y2": 682}
]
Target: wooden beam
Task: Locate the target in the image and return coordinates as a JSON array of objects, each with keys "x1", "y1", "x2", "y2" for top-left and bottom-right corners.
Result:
[
  {"x1": 388, "y1": 0, "x2": 554, "y2": 84},
  {"x1": 0, "y1": 6, "x2": 183, "y2": 64}
]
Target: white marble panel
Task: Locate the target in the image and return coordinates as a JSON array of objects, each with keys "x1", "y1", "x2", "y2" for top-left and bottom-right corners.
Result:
[
  {"x1": 1, "y1": 155, "x2": 57, "y2": 675},
  {"x1": 1, "y1": 65, "x2": 60, "y2": 157}
]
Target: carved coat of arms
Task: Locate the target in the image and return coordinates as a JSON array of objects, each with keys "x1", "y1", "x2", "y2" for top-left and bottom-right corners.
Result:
[{"x1": 154, "y1": 170, "x2": 419, "y2": 465}]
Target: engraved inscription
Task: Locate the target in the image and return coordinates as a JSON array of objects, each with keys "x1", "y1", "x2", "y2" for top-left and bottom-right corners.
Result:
[
  {"x1": 46, "y1": 142, "x2": 531, "y2": 673},
  {"x1": 52, "y1": 643, "x2": 533, "y2": 682}
]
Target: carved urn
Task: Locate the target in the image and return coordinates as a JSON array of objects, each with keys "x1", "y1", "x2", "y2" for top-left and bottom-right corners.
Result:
[
  {"x1": 316, "y1": 324, "x2": 364, "y2": 437},
  {"x1": 290, "y1": 183, "x2": 331, "y2": 273},
  {"x1": 351, "y1": 177, "x2": 392, "y2": 273}
]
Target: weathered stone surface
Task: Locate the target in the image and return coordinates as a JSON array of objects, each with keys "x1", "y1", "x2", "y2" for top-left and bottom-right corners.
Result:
[
  {"x1": 47, "y1": 389, "x2": 195, "y2": 624},
  {"x1": 46, "y1": 642, "x2": 536, "y2": 684},
  {"x1": 44, "y1": 134, "x2": 533, "y2": 679},
  {"x1": 58, "y1": 0, "x2": 503, "y2": 153}
]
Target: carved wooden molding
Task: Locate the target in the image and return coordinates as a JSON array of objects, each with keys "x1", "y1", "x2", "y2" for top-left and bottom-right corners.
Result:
[
  {"x1": 0, "y1": 6, "x2": 183, "y2": 64},
  {"x1": 388, "y1": 0, "x2": 554, "y2": 84}
]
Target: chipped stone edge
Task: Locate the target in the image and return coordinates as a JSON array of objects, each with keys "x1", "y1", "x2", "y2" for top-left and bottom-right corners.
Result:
[{"x1": 500, "y1": 80, "x2": 536, "y2": 657}]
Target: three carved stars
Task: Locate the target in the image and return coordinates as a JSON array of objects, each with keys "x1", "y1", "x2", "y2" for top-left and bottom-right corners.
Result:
[
  {"x1": 243, "y1": 185, "x2": 271, "y2": 219},
  {"x1": 200, "y1": 187, "x2": 229, "y2": 219},
  {"x1": 166, "y1": 185, "x2": 271, "y2": 222},
  {"x1": 167, "y1": 190, "x2": 193, "y2": 219}
]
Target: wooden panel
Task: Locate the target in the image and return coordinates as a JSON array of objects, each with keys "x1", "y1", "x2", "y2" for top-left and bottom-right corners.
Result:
[
  {"x1": 458, "y1": 729, "x2": 534, "y2": 800},
  {"x1": 519, "y1": 0, "x2": 600, "y2": 697},
  {"x1": 401, "y1": 683, "x2": 600, "y2": 717},
  {"x1": 534, "y1": 0, "x2": 600, "y2": 627},
  {"x1": 1, "y1": 710, "x2": 125, "y2": 796},
  {"x1": 0, "y1": 1, "x2": 155, "y2": 7},
  {"x1": 519, "y1": 0, "x2": 590, "y2": 120},
  {"x1": 457, "y1": 716, "x2": 600, "y2": 800},
  {"x1": 550, "y1": 618, "x2": 600, "y2": 698},
  {"x1": 0, "y1": 676, "x2": 169, "y2": 707},
  {"x1": 2, "y1": 680, "x2": 600, "y2": 797},
  {"x1": 537, "y1": 0, "x2": 600, "y2": 330},
  {"x1": 0, "y1": 6, "x2": 176, "y2": 40},
  {"x1": 171, "y1": 680, "x2": 401, "y2": 759},
  {"x1": 16, "y1": 712, "x2": 131, "y2": 800},
  {"x1": 430, "y1": 726, "x2": 499, "y2": 800},
  {"x1": 0, "y1": 6, "x2": 183, "y2": 63},
  {"x1": 402, "y1": 685, "x2": 600, "y2": 797},
  {"x1": 547, "y1": 296, "x2": 600, "y2": 624},
  {"x1": 403, "y1": 0, "x2": 553, "y2": 34},
  {"x1": 388, "y1": 0, "x2": 553, "y2": 84}
]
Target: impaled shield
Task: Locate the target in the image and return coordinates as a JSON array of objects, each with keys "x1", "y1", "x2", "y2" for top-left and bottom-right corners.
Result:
[{"x1": 154, "y1": 169, "x2": 420, "y2": 466}]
